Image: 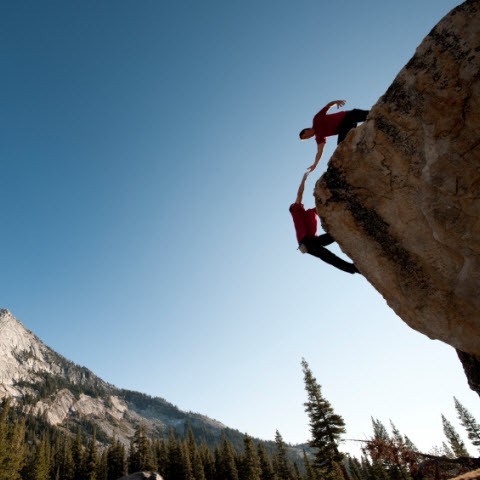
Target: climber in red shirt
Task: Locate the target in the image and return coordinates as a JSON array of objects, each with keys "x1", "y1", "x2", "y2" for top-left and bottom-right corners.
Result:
[
  {"x1": 289, "y1": 171, "x2": 359, "y2": 274},
  {"x1": 299, "y1": 100, "x2": 369, "y2": 173}
]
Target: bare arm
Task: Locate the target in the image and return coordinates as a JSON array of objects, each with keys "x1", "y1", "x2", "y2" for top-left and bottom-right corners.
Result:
[
  {"x1": 306, "y1": 142, "x2": 325, "y2": 173},
  {"x1": 295, "y1": 172, "x2": 310, "y2": 204},
  {"x1": 318, "y1": 99, "x2": 346, "y2": 115}
]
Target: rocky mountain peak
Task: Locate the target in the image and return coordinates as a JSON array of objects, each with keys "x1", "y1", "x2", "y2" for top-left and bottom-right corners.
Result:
[
  {"x1": 0, "y1": 308, "x2": 50, "y2": 385},
  {"x1": 0, "y1": 308, "x2": 232, "y2": 446}
]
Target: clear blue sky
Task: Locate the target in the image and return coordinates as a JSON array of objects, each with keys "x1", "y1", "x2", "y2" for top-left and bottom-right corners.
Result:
[{"x1": 1, "y1": 0, "x2": 477, "y2": 456}]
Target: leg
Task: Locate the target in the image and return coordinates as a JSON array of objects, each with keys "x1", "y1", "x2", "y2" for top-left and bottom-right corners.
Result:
[
  {"x1": 316, "y1": 233, "x2": 335, "y2": 247},
  {"x1": 337, "y1": 109, "x2": 369, "y2": 144},
  {"x1": 349, "y1": 108, "x2": 369, "y2": 123},
  {"x1": 337, "y1": 123, "x2": 356, "y2": 144},
  {"x1": 302, "y1": 237, "x2": 359, "y2": 274}
]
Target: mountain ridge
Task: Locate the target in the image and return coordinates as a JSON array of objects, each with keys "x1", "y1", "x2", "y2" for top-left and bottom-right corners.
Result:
[{"x1": 0, "y1": 308, "x2": 236, "y2": 446}]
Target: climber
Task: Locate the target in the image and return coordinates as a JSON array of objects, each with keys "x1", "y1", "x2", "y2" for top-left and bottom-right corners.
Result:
[
  {"x1": 289, "y1": 171, "x2": 359, "y2": 274},
  {"x1": 299, "y1": 100, "x2": 369, "y2": 173}
]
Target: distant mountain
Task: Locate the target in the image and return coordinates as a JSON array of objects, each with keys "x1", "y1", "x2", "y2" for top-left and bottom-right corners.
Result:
[{"x1": 0, "y1": 308, "x2": 247, "y2": 448}]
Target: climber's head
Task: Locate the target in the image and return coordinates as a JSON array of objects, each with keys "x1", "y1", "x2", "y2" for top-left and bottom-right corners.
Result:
[{"x1": 299, "y1": 128, "x2": 315, "y2": 140}]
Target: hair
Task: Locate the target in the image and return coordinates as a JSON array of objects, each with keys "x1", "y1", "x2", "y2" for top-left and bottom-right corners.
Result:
[{"x1": 299, "y1": 128, "x2": 308, "y2": 139}]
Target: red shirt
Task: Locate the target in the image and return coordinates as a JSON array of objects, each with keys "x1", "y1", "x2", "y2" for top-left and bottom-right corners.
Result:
[
  {"x1": 289, "y1": 203, "x2": 317, "y2": 244},
  {"x1": 313, "y1": 106, "x2": 347, "y2": 144}
]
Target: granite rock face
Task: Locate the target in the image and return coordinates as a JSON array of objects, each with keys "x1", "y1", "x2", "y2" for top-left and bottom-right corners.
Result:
[
  {"x1": 0, "y1": 308, "x2": 227, "y2": 444},
  {"x1": 315, "y1": 0, "x2": 480, "y2": 375}
]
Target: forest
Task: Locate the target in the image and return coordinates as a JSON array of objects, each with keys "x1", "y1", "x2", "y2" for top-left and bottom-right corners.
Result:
[{"x1": 0, "y1": 360, "x2": 478, "y2": 480}]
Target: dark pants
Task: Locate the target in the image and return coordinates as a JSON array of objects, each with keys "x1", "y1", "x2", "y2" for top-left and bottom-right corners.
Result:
[
  {"x1": 301, "y1": 234, "x2": 358, "y2": 274},
  {"x1": 337, "y1": 109, "x2": 369, "y2": 144}
]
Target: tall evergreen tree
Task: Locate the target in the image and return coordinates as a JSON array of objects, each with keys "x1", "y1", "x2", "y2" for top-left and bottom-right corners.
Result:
[
  {"x1": 239, "y1": 436, "x2": 261, "y2": 480},
  {"x1": 454, "y1": 397, "x2": 480, "y2": 452},
  {"x1": 442, "y1": 415, "x2": 470, "y2": 458},
  {"x1": 359, "y1": 456, "x2": 376, "y2": 480},
  {"x1": 403, "y1": 436, "x2": 417, "y2": 453},
  {"x1": 200, "y1": 443, "x2": 216, "y2": 480},
  {"x1": 106, "y1": 439, "x2": 126, "y2": 480},
  {"x1": 273, "y1": 430, "x2": 294, "y2": 480},
  {"x1": 154, "y1": 439, "x2": 168, "y2": 479},
  {"x1": 441, "y1": 442, "x2": 455, "y2": 459},
  {"x1": 347, "y1": 455, "x2": 364, "y2": 480},
  {"x1": 32, "y1": 435, "x2": 51, "y2": 480},
  {"x1": 167, "y1": 428, "x2": 184, "y2": 480},
  {"x1": 258, "y1": 443, "x2": 277, "y2": 480},
  {"x1": 0, "y1": 400, "x2": 26, "y2": 480},
  {"x1": 180, "y1": 439, "x2": 195, "y2": 480},
  {"x1": 371, "y1": 419, "x2": 389, "y2": 443},
  {"x1": 292, "y1": 462, "x2": 302, "y2": 480},
  {"x1": 363, "y1": 419, "x2": 416, "y2": 480},
  {"x1": 301, "y1": 359, "x2": 346, "y2": 477},
  {"x1": 59, "y1": 435, "x2": 75, "y2": 480},
  {"x1": 96, "y1": 449, "x2": 108, "y2": 480},
  {"x1": 5, "y1": 417, "x2": 26, "y2": 480},
  {"x1": 187, "y1": 428, "x2": 206, "y2": 480},
  {"x1": 72, "y1": 428, "x2": 85, "y2": 480},
  {"x1": 84, "y1": 429, "x2": 98, "y2": 480},
  {"x1": 128, "y1": 424, "x2": 155, "y2": 473},
  {"x1": 218, "y1": 435, "x2": 239, "y2": 480},
  {"x1": 48, "y1": 433, "x2": 73, "y2": 480},
  {"x1": 303, "y1": 449, "x2": 316, "y2": 480}
]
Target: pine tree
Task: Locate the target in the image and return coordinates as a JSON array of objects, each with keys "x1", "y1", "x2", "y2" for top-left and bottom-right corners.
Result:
[
  {"x1": 214, "y1": 434, "x2": 240, "y2": 480},
  {"x1": 303, "y1": 449, "x2": 316, "y2": 480},
  {"x1": 200, "y1": 443, "x2": 216, "y2": 480},
  {"x1": 442, "y1": 415, "x2": 470, "y2": 458},
  {"x1": 292, "y1": 462, "x2": 302, "y2": 480},
  {"x1": 167, "y1": 428, "x2": 184, "y2": 480},
  {"x1": 403, "y1": 436, "x2": 417, "y2": 453},
  {"x1": 96, "y1": 449, "x2": 108, "y2": 480},
  {"x1": 84, "y1": 430, "x2": 98, "y2": 480},
  {"x1": 218, "y1": 435, "x2": 239, "y2": 480},
  {"x1": 273, "y1": 430, "x2": 294, "y2": 480},
  {"x1": 371, "y1": 419, "x2": 389, "y2": 443},
  {"x1": 441, "y1": 442, "x2": 455, "y2": 459},
  {"x1": 0, "y1": 400, "x2": 26, "y2": 480},
  {"x1": 363, "y1": 419, "x2": 417, "y2": 480},
  {"x1": 454, "y1": 397, "x2": 480, "y2": 452},
  {"x1": 388, "y1": 421, "x2": 412, "y2": 480},
  {"x1": 59, "y1": 435, "x2": 75, "y2": 480},
  {"x1": 239, "y1": 436, "x2": 261, "y2": 480},
  {"x1": 331, "y1": 461, "x2": 346, "y2": 480},
  {"x1": 106, "y1": 439, "x2": 126, "y2": 480},
  {"x1": 33, "y1": 435, "x2": 51, "y2": 480},
  {"x1": 6, "y1": 417, "x2": 26, "y2": 480},
  {"x1": 0, "y1": 400, "x2": 10, "y2": 480},
  {"x1": 187, "y1": 428, "x2": 206, "y2": 480},
  {"x1": 128, "y1": 424, "x2": 155, "y2": 473},
  {"x1": 360, "y1": 456, "x2": 375, "y2": 480},
  {"x1": 258, "y1": 443, "x2": 277, "y2": 480},
  {"x1": 179, "y1": 440, "x2": 194, "y2": 480},
  {"x1": 72, "y1": 428, "x2": 85, "y2": 480},
  {"x1": 154, "y1": 439, "x2": 168, "y2": 479},
  {"x1": 301, "y1": 359, "x2": 346, "y2": 477},
  {"x1": 347, "y1": 456, "x2": 363, "y2": 480}
]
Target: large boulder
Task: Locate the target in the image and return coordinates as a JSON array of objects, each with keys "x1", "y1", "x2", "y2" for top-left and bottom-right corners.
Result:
[{"x1": 314, "y1": 0, "x2": 480, "y2": 390}]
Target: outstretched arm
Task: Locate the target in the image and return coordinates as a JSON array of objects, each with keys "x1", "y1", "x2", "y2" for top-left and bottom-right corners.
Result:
[
  {"x1": 306, "y1": 142, "x2": 325, "y2": 173},
  {"x1": 318, "y1": 99, "x2": 346, "y2": 115},
  {"x1": 295, "y1": 171, "x2": 310, "y2": 204}
]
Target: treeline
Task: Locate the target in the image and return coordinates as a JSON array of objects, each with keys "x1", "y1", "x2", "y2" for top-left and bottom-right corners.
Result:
[
  {"x1": 1, "y1": 359, "x2": 479, "y2": 480},
  {"x1": 0, "y1": 399, "x2": 306, "y2": 480}
]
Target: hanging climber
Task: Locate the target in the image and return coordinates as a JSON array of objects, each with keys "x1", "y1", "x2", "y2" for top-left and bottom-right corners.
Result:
[
  {"x1": 289, "y1": 171, "x2": 359, "y2": 274},
  {"x1": 299, "y1": 99, "x2": 369, "y2": 173}
]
